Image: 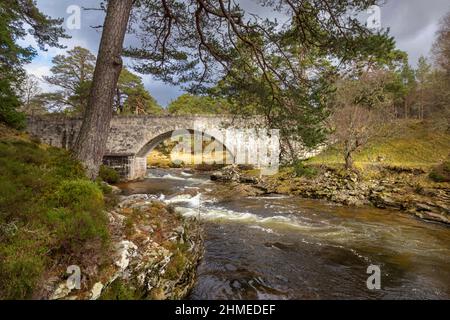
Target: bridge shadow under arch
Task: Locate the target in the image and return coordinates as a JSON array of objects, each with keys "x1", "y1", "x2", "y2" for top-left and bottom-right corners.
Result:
[{"x1": 136, "y1": 129, "x2": 235, "y2": 164}]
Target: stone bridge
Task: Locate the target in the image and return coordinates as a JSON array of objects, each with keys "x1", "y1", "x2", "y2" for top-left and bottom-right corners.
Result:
[
  {"x1": 27, "y1": 115, "x2": 321, "y2": 180},
  {"x1": 26, "y1": 115, "x2": 259, "y2": 180}
]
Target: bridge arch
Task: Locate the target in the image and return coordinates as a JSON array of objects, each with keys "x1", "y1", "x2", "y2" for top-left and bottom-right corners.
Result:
[
  {"x1": 27, "y1": 115, "x2": 301, "y2": 181},
  {"x1": 136, "y1": 128, "x2": 235, "y2": 162}
]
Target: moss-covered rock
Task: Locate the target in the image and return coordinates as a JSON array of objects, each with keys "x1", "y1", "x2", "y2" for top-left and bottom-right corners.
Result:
[{"x1": 94, "y1": 196, "x2": 203, "y2": 300}]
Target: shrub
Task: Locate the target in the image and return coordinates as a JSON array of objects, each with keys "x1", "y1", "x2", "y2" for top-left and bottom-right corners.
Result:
[
  {"x1": 0, "y1": 241, "x2": 46, "y2": 299},
  {"x1": 0, "y1": 136, "x2": 110, "y2": 298},
  {"x1": 47, "y1": 147, "x2": 86, "y2": 180},
  {"x1": 429, "y1": 170, "x2": 449, "y2": 182},
  {"x1": 52, "y1": 179, "x2": 104, "y2": 211},
  {"x1": 293, "y1": 160, "x2": 317, "y2": 178},
  {"x1": 99, "y1": 165, "x2": 120, "y2": 184},
  {"x1": 429, "y1": 160, "x2": 450, "y2": 183},
  {"x1": 97, "y1": 181, "x2": 113, "y2": 195},
  {"x1": 48, "y1": 180, "x2": 108, "y2": 248},
  {"x1": 46, "y1": 207, "x2": 109, "y2": 252},
  {"x1": 0, "y1": 140, "x2": 48, "y2": 165}
]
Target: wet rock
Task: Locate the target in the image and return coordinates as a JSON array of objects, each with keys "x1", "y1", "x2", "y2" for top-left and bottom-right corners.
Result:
[
  {"x1": 118, "y1": 194, "x2": 152, "y2": 206},
  {"x1": 210, "y1": 171, "x2": 224, "y2": 181},
  {"x1": 239, "y1": 175, "x2": 260, "y2": 184},
  {"x1": 211, "y1": 165, "x2": 240, "y2": 182},
  {"x1": 257, "y1": 166, "x2": 450, "y2": 225},
  {"x1": 110, "y1": 185, "x2": 122, "y2": 195}
]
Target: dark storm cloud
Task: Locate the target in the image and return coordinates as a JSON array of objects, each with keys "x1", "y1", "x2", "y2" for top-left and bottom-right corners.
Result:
[
  {"x1": 25, "y1": 0, "x2": 450, "y2": 106},
  {"x1": 381, "y1": 0, "x2": 450, "y2": 64}
]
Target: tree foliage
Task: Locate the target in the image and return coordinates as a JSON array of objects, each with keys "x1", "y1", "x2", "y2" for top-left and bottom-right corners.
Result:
[
  {"x1": 41, "y1": 46, "x2": 162, "y2": 115},
  {"x1": 43, "y1": 46, "x2": 96, "y2": 114},
  {"x1": 167, "y1": 93, "x2": 229, "y2": 115},
  {"x1": 17, "y1": 73, "x2": 46, "y2": 116},
  {"x1": 119, "y1": 0, "x2": 397, "y2": 154},
  {"x1": 74, "y1": 0, "x2": 399, "y2": 176},
  {"x1": 0, "y1": 0, "x2": 67, "y2": 128},
  {"x1": 116, "y1": 68, "x2": 163, "y2": 115},
  {"x1": 432, "y1": 11, "x2": 450, "y2": 78}
]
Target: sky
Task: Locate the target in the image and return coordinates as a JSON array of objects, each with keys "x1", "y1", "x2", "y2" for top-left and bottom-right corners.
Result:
[{"x1": 22, "y1": 0, "x2": 450, "y2": 107}]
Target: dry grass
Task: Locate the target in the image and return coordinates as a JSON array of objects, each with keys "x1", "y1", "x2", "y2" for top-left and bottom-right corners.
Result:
[
  {"x1": 307, "y1": 120, "x2": 450, "y2": 170},
  {"x1": 147, "y1": 149, "x2": 230, "y2": 167}
]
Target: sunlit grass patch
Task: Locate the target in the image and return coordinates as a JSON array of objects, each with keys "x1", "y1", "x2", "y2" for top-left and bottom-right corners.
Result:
[{"x1": 307, "y1": 120, "x2": 450, "y2": 170}]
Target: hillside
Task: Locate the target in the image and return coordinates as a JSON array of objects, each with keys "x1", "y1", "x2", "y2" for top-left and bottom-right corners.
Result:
[
  {"x1": 0, "y1": 124, "x2": 111, "y2": 299},
  {"x1": 307, "y1": 120, "x2": 450, "y2": 169}
]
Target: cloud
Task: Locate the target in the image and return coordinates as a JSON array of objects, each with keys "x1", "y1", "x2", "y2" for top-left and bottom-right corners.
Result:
[
  {"x1": 381, "y1": 0, "x2": 450, "y2": 64},
  {"x1": 140, "y1": 75, "x2": 184, "y2": 107},
  {"x1": 23, "y1": 0, "x2": 450, "y2": 105},
  {"x1": 23, "y1": 63, "x2": 54, "y2": 92}
]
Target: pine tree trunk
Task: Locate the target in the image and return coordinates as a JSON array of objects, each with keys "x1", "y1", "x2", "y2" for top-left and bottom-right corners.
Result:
[{"x1": 73, "y1": 0, "x2": 133, "y2": 179}]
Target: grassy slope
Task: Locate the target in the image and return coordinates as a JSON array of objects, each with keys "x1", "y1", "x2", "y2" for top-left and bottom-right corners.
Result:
[
  {"x1": 307, "y1": 120, "x2": 450, "y2": 169},
  {"x1": 0, "y1": 124, "x2": 110, "y2": 299}
]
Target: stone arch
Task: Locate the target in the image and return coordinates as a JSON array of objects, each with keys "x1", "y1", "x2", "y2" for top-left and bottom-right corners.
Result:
[{"x1": 136, "y1": 129, "x2": 235, "y2": 163}]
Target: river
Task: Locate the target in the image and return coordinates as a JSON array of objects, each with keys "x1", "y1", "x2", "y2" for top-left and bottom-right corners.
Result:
[{"x1": 118, "y1": 168, "x2": 450, "y2": 300}]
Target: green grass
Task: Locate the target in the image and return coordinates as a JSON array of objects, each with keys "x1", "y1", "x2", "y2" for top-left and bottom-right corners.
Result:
[
  {"x1": 0, "y1": 133, "x2": 110, "y2": 299},
  {"x1": 307, "y1": 120, "x2": 450, "y2": 170}
]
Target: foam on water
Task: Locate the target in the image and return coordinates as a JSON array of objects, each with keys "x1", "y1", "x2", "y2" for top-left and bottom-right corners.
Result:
[
  {"x1": 173, "y1": 204, "x2": 342, "y2": 235},
  {"x1": 161, "y1": 174, "x2": 186, "y2": 181},
  {"x1": 249, "y1": 225, "x2": 278, "y2": 235}
]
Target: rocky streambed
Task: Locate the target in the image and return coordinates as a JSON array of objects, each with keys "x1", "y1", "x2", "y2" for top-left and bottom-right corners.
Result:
[
  {"x1": 48, "y1": 193, "x2": 203, "y2": 300},
  {"x1": 211, "y1": 165, "x2": 450, "y2": 225}
]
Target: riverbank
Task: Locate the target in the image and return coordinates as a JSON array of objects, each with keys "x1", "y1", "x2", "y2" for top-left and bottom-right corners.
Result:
[
  {"x1": 120, "y1": 167, "x2": 450, "y2": 299},
  {"x1": 0, "y1": 125, "x2": 203, "y2": 300},
  {"x1": 211, "y1": 164, "x2": 450, "y2": 225},
  {"x1": 48, "y1": 193, "x2": 204, "y2": 300}
]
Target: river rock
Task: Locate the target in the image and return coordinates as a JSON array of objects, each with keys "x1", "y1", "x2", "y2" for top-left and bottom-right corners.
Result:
[
  {"x1": 90, "y1": 282, "x2": 104, "y2": 300},
  {"x1": 115, "y1": 240, "x2": 138, "y2": 271},
  {"x1": 258, "y1": 165, "x2": 450, "y2": 225},
  {"x1": 50, "y1": 282, "x2": 73, "y2": 300}
]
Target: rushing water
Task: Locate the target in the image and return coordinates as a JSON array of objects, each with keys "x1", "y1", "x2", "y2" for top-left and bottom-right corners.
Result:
[{"x1": 118, "y1": 168, "x2": 450, "y2": 300}]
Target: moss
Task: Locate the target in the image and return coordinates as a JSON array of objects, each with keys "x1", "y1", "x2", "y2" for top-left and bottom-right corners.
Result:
[
  {"x1": 291, "y1": 160, "x2": 318, "y2": 178},
  {"x1": 100, "y1": 279, "x2": 142, "y2": 300},
  {"x1": 164, "y1": 251, "x2": 187, "y2": 280}
]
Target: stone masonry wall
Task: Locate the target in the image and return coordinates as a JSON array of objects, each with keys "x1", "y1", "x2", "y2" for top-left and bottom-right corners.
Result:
[{"x1": 26, "y1": 115, "x2": 317, "y2": 180}]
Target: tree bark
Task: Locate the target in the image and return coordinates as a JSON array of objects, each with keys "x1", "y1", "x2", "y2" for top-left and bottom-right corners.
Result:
[
  {"x1": 345, "y1": 151, "x2": 353, "y2": 170},
  {"x1": 73, "y1": 0, "x2": 134, "y2": 179}
]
